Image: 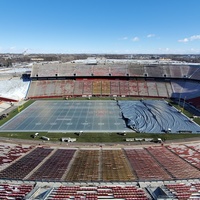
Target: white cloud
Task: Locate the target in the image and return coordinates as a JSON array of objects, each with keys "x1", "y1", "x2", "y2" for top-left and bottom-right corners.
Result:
[
  {"x1": 178, "y1": 38, "x2": 189, "y2": 43},
  {"x1": 132, "y1": 37, "x2": 139, "y2": 42},
  {"x1": 178, "y1": 35, "x2": 200, "y2": 43},
  {"x1": 189, "y1": 48, "x2": 200, "y2": 53},
  {"x1": 10, "y1": 46, "x2": 16, "y2": 50},
  {"x1": 158, "y1": 47, "x2": 170, "y2": 53},
  {"x1": 147, "y1": 34, "x2": 155, "y2": 38},
  {"x1": 119, "y1": 36, "x2": 128, "y2": 40},
  {"x1": 122, "y1": 37, "x2": 128, "y2": 40},
  {"x1": 190, "y1": 35, "x2": 200, "y2": 41}
]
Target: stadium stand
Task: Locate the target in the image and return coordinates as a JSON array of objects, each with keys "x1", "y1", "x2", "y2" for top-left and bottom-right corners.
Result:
[
  {"x1": 128, "y1": 64, "x2": 145, "y2": 76},
  {"x1": 137, "y1": 79, "x2": 148, "y2": 96},
  {"x1": 186, "y1": 143, "x2": 200, "y2": 153},
  {"x1": 31, "y1": 63, "x2": 200, "y2": 81},
  {"x1": 145, "y1": 65, "x2": 164, "y2": 77},
  {"x1": 76, "y1": 65, "x2": 92, "y2": 76},
  {"x1": 73, "y1": 80, "x2": 83, "y2": 96},
  {"x1": 190, "y1": 67, "x2": 200, "y2": 80},
  {"x1": 165, "y1": 81, "x2": 173, "y2": 97},
  {"x1": 83, "y1": 80, "x2": 93, "y2": 95},
  {"x1": 27, "y1": 63, "x2": 200, "y2": 107},
  {"x1": 167, "y1": 144, "x2": 200, "y2": 170},
  {"x1": 156, "y1": 81, "x2": 169, "y2": 97},
  {"x1": 0, "y1": 180, "x2": 199, "y2": 200},
  {"x1": 0, "y1": 102, "x2": 12, "y2": 113},
  {"x1": 0, "y1": 147, "x2": 53, "y2": 179},
  {"x1": 65, "y1": 150, "x2": 99, "y2": 181},
  {"x1": 171, "y1": 80, "x2": 186, "y2": 99},
  {"x1": 0, "y1": 142, "x2": 197, "y2": 199},
  {"x1": 124, "y1": 148, "x2": 172, "y2": 181},
  {"x1": 146, "y1": 146, "x2": 200, "y2": 179},
  {"x1": 101, "y1": 80, "x2": 110, "y2": 95},
  {"x1": 110, "y1": 65, "x2": 127, "y2": 76},
  {"x1": 129, "y1": 79, "x2": 139, "y2": 96},
  {"x1": 0, "y1": 144, "x2": 198, "y2": 182},
  {"x1": 110, "y1": 80, "x2": 120, "y2": 95},
  {"x1": 47, "y1": 185, "x2": 150, "y2": 200},
  {"x1": 93, "y1": 80, "x2": 101, "y2": 95},
  {"x1": 165, "y1": 182, "x2": 200, "y2": 200},
  {"x1": 180, "y1": 65, "x2": 191, "y2": 77},
  {"x1": 101, "y1": 150, "x2": 136, "y2": 181},
  {"x1": 28, "y1": 149, "x2": 76, "y2": 181},
  {"x1": 146, "y1": 80, "x2": 158, "y2": 97},
  {"x1": 0, "y1": 183, "x2": 33, "y2": 199},
  {"x1": 93, "y1": 65, "x2": 109, "y2": 76},
  {"x1": 119, "y1": 81, "x2": 129, "y2": 96},
  {"x1": 171, "y1": 80, "x2": 200, "y2": 99},
  {"x1": 169, "y1": 65, "x2": 183, "y2": 78},
  {"x1": 0, "y1": 144, "x2": 33, "y2": 171}
]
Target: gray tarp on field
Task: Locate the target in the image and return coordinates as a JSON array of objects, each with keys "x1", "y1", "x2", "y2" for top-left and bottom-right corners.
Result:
[{"x1": 118, "y1": 100, "x2": 200, "y2": 133}]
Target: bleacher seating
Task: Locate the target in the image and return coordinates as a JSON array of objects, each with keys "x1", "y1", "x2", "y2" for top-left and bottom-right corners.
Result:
[
  {"x1": 47, "y1": 185, "x2": 149, "y2": 200},
  {"x1": 92, "y1": 80, "x2": 101, "y2": 95},
  {"x1": 169, "y1": 65, "x2": 183, "y2": 78},
  {"x1": 167, "y1": 144, "x2": 200, "y2": 170},
  {"x1": 119, "y1": 81, "x2": 129, "y2": 96},
  {"x1": 65, "y1": 150, "x2": 99, "y2": 181},
  {"x1": 102, "y1": 81, "x2": 110, "y2": 95},
  {"x1": 186, "y1": 143, "x2": 200, "y2": 153},
  {"x1": 0, "y1": 144, "x2": 33, "y2": 171},
  {"x1": 0, "y1": 183, "x2": 33, "y2": 200},
  {"x1": 190, "y1": 67, "x2": 200, "y2": 80},
  {"x1": 27, "y1": 62, "x2": 200, "y2": 100},
  {"x1": 83, "y1": 80, "x2": 93, "y2": 95},
  {"x1": 156, "y1": 81, "x2": 169, "y2": 97},
  {"x1": 110, "y1": 80, "x2": 119, "y2": 95},
  {"x1": 102, "y1": 150, "x2": 136, "y2": 181},
  {"x1": 165, "y1": 81, "x2": 173, "y2": 97},
  {"x1": 124, "y1": 148, "x2": 172, "y2": 181},
  {"x1": 171, "y1": 80, "x2": 186, "y2": 98},
  {"x1": 181, "y1": 65, "x2": 190, "y2": 77},
  {"x1": 93, "y1": 65, "x2": 109, "y2": 76},
  {"x1": 146, "y1": 65, "x2": 164, "y2": 77},
  {"x1": 31, "y1": 63, "x2": 200, "y2": 81},
  {"x1": 73, "y1": 81, "x2": 83, "y2": 96},
  {"x1": 0, "y1": 147, "x2": 52, "y2": 180},
  {"x1": 129, "y1": 80, "x2": 139, "y2": 96},
  {"x1": 146, "y1": 146, "x2": 200, "y2": 179},
  {"x1": 146, "y1": 81, "x2": 158, "y2": 97},
  {"x1": 0, "y1": 142, "x2": 198, "y2": 199},
  {"x1": 75, "y1": 65, "x2": 92, "y2": 76},
  {"x1": 171, "y1": 80, "x2": 200, "y2": 99},
  {"x1": 29, "y1": 149, "x2": 76, "y2": 181},
  {"x1": 165, "y1": 183, "x2": 200, "y2": 200},
  {"x1": 138, "y1": 80, "x2": 148, "y2": 96},
  {"x1": 110, "y1": 65, "x2": 127, "y2": 76},
  {"x1": 128, "y1": 64, "x2": 145, "y2": 76},
  {"x1": 27, "y1": 80, "x2": 75, "y2": 98}
]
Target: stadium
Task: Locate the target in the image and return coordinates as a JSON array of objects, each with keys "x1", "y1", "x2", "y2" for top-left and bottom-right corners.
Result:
[{"x1": 0, "y1": 58, "x2": 200, "y2": 199}]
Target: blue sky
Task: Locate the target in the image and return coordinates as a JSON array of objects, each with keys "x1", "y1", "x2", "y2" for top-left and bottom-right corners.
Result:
[{"x1": 0, "y1": 0, "x2": 200, "y2": 54}]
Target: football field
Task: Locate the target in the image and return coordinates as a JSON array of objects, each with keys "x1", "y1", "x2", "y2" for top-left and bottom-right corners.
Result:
[{"x1": 0, "y1": 100, "x2": 130, "y2": 132}]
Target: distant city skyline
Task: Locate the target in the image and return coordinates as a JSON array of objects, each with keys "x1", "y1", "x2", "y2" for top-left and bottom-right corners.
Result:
[{"x1": 0, "y1": 0, "x2": 200, "y2": 54}]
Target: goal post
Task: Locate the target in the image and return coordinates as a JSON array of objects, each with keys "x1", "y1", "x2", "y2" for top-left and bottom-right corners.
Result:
[{"x1": 18, "y1": 105, "x2": 24, "y2": 113}]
